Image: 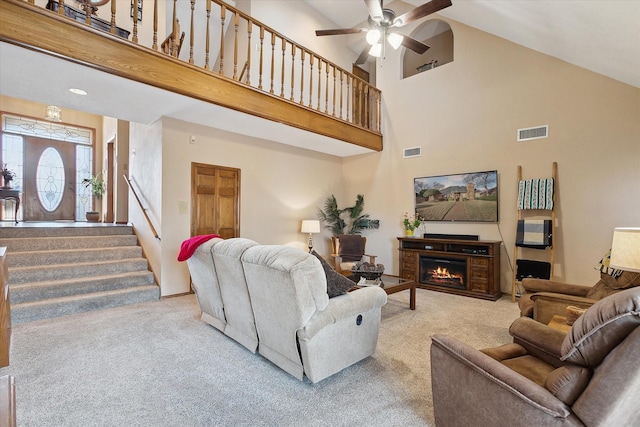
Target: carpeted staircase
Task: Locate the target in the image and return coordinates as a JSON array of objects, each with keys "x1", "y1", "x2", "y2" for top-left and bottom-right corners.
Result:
[{"x1": 0, "y1": 225, "x2": 160, "y2": 325}]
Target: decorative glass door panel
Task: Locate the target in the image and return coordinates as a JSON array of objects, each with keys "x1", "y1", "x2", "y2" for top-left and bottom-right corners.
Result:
[{"x1": 24, "y1": 137, "x2": 76, "y2": 221}]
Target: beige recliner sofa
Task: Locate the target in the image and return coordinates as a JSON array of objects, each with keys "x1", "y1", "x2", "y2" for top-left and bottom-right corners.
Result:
[
  {"x1": 430, "y1": 286, "x2": 640, "y2": 426},
  {"x1": 186, "y1": 238, "x2": 388, "y2": 383}
]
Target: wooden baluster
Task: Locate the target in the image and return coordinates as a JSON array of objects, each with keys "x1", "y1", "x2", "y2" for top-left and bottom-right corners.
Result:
[
  {"x1": 258, "y1": 26, "x2": 264, "y2": 90},
  {"x1": 324, "y1": 63, "x2": 329, "y2": 114},
  {"x1": 289, "y1": 44, "x2": 295, "y2": 101},
  {"x1": 132, "y1": 0, "x2": 138, "y2": 44},
  {"x1": 219, "y1": 5, "x2": 225, "y2": 74},
  {"x1": 339, "y1": 70, "x2": 344, "y2": 119},
  {"x1": 204, "y1": 0, "x2": 211, "y2": 69},
  {"x1": 364, "y1": 84, "x2": 369, "y2": 129},
  {"x1": 152, "y1": 0, "x2": 158, "y2": 50},
  {"x1": 269, "y1": 32, "x2": 275, "y2": 94},
  {"x1": 355, "y1": 79, "x2": 361, "y2": 126},
  {"x1": 332, "y1": 66, "x2": 337, "y2": 116},
  {"x1": 299, "y1": 49, "x2": 305, "y2": 105},
  {"x1": 233, "y1": 12, "x2": 239, "y2": 80},
  {"x1": 347, "y1": 75, "x2": 351, "y2": 123},
  {"x1": 83, "y1": 2, "x2": 91, "y2": 26},
  {"x1": 317, "y1": 60, "x2": 322, "y2": 110},
  {"x1": 188, "y1": 0, "x2": 195, "y2": 64},
  {"x1": 280, "y1": 38, "x2": 286, "y2": 97},
  {"x1": 246, "y1": 20, "x2": 252, "y2": 84},
  {"x1": 376, "y1": 90, "x2": 381, "y2": 132},
  {"x1": 308, "y1": 54, "x2": 314, "y2": 108},
  {"x1": 110, "y1": 0, "x2": 116, "y2": 36},
  {"x1": 57, "y1": 0, "x2": 65, "y2": 16},
  {"x1": 171, "y1": 0, "x2": 177, "y2": 56}
]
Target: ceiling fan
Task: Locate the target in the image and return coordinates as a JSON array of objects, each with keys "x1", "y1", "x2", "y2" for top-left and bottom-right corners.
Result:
[{"x1": 315, "y1": 0, "x2": 453, "y2": 64}]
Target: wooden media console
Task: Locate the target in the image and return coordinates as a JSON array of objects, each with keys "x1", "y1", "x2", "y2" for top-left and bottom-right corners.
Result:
[{"x1": 398, "y1": 237, "x2": 502, "y2": 301}]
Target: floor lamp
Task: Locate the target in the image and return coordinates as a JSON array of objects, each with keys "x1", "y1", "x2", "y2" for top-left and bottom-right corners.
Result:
[
  {"x1": 301, "y1": 220, "x2": 320, "y2": 252},
  {"x1": 609, "y1": 227, "x2": 640, "y2": 276}
]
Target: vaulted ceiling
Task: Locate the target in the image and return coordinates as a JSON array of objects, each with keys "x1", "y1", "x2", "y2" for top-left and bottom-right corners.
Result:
[{"x1": 304, "y1": 0, "x2": 640, "y2": 88}]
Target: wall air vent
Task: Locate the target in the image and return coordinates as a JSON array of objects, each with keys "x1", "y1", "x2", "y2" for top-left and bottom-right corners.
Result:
[
  {"x1": 403, "y1": 147, "x2": 422, "y2": 158},
  {"x1": 517, "y1": 125, "x2": 549, "y2": 142}
]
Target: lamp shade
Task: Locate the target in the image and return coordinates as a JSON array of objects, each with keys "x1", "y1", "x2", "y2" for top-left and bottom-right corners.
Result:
[
  {"x1": 609, "y1": 227, "x2": 640, "y2": 272},
  {"x1": 387, "y1": 33, "x2": 404, "y2": 50},
  {"x1": 301, "y1": 220, "x2": 320, "y2": 234}
]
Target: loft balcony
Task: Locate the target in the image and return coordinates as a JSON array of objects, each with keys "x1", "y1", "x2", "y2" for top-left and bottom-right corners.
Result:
[{"x1": 0, "y1": 0, "x2": 382, "y2": 156}]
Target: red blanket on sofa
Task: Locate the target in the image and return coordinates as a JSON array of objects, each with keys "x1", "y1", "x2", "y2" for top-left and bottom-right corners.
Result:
[{"x1": 177, "y1": 234, "x2": 221, "y2": 261}]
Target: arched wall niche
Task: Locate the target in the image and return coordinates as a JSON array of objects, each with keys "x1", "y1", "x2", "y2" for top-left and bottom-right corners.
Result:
[{"x1": 402, "y1": 19, "x2": 454, "y2": 79}]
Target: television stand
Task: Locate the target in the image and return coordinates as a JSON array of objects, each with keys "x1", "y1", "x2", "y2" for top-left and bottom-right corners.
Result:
[{"x1": 398, "y1": 237, "x2": 502, "y2": 301}]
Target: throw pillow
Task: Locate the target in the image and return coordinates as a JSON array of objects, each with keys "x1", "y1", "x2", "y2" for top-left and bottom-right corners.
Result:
[{"x1": 311, "y1": 250, "x2": 355, "y2": 298}]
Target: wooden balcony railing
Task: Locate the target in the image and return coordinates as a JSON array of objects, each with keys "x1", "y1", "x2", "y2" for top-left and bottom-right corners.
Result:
[{"x1": 4, "y1": 0, "x2": 382, "y2": 150}]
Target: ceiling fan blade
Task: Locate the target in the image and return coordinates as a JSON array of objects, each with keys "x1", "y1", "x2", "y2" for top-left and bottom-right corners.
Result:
[
  {"x1": 355, "y1": 46, "x2": 370, "y2": 65},
  {"x1": 315, "y1": 28, "x2": 366, "y2": 36},
  {"x1": 364, "y1": 0, "x2": 384, "y2": 22},
  {"x1": 393, "y1": 0, "x2": 452, "y2": 27},
  {"x1": 401, "y1": 36, "x2": 431, "y2": 54}
]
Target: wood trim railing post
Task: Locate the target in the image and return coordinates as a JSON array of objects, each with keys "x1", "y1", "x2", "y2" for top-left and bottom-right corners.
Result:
[
  {"x1": 152, "y1": 0, "x2": 158, "y2": 50},
  {"x1": 324, "y1": 63, "x2": 329, "y2": 114},
  {"x1": 171, "y1": 0, "x2": 177, "y2": 55},
  {"x1": 132, "y1": 0, "x2": 139, "y2": 44},
  {"x1": 280, "y1": 38, "x2": 286, "y2": 97},
  {"x1": 299, "y1": 49, "x2": 305, "y2": 105},
  {"x1": 308, "y1": 54, "x2": 314, "y2": 108},
  {"x1": 245, "y1": 20, "x2": 252, "y2": 84},
  {"x1": 57, "y1": 0, "x2": 65, "y2": 16},
  {"x1": 258, "y1": 26, "x2": 264, "y2": 90},
  {"x1": 110, "y1": 0, "x2": 116, "y2": 36},
  {"x1": 347, "y1": 75, "x2": 351, "y2": 123},
  {"x1": 123, "y1": 175, "x2": 160, "y2": 241},
  {"x1": 204, "y1": 0, "x2": 211, "y2": 69},
  {"x1": 189, "y1": 0, "x2": 196, "y2": 64},
  {"x1": 317, "y1": 60, "x2": 322, "y2": 110},
  {"x1": 233, "y1": 11, "x2": 239, "y2": 80},
  {"x1": 332, "y1": 66, "x2": 336, "y2": 117},
  {"x1": 269, "y1": 32, "x2": 275, "y2": 94},
  {"x1": 219, "y1": 4, "x2": 226, "y2": 74},
  {"x1": 339, "y1": 70, "x2": 343, "y2": 119},
  {"x1": 289, "y1": 44, "x2": 295, "y2": 101}
]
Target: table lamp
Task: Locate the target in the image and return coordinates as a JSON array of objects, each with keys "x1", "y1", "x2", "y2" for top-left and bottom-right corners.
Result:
[
  {"x1": 301, "y1": 220, "x2": 320, "y2": 252},
  {"x1": 609, "y1": 227, "x2": 640, "y2": 273}
]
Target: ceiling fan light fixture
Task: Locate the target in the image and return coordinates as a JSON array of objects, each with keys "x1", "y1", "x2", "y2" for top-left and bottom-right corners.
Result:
[
  {"x1": 366, "y1": 29, "x2": 381, "y2": 45},
  {"x1": 369, "y1": 43, "x2": 382, "y2": 58},
  {"x1": 387, "y1": 33, "x2": 404, "y2": 49}
]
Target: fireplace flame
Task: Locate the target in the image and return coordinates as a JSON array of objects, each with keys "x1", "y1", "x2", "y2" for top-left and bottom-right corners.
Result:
[{"x1": 432, "y1": 267, "x2": 462, "y2": 280}]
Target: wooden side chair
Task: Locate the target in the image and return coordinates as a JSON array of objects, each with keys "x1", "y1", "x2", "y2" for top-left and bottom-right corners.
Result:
[{"x1": 331, "y1": 234, "x2": 377, "y2": 276}]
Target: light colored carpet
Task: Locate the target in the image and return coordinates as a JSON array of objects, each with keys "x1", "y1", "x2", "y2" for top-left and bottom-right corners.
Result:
[{"x1": 0, "y1": 289, "x2": 520, "y2": 426}]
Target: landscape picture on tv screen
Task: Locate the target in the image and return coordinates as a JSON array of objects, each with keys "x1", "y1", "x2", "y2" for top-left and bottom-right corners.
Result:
[{"x1": 414, "y1": 170, "x2": 498, "y2": 222}]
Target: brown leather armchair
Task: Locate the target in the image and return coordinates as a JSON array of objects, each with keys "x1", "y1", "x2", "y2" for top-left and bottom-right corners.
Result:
[
  {"x1": 431, "y1": 286, "x2": 640, "y2": 427},
  {"x1": 518, "y1": 270, "x2": 640, "y2": 324},
  {"x1": 331, "y1": 235, "x2": 377, "y2": 276}
]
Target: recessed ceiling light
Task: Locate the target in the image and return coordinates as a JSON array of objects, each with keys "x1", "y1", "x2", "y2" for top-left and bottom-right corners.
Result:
[{"x1": 69, "y1": 88, "x2": 87, "y2": 96}]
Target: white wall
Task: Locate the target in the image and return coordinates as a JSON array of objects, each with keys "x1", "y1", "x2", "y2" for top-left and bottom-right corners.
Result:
[
  {"x1": 138, "y1": 117, "x2": 344, "y2": 296},
  {"x1": 343, "y1": 16, "x2": 640, "y2": 291}
]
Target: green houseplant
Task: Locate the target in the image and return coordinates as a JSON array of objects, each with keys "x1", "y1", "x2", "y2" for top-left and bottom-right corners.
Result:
[
  {"x1": 82, "y1": 173, "x2": 105, "y2": 221},
  {"x1": 317, "y1": 194, "x2": 380, "y2": 236}
]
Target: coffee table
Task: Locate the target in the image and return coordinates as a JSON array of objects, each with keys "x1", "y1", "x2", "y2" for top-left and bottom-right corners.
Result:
[{"x1": 356, "y1": 274, "x2": 416, "y2": 310}]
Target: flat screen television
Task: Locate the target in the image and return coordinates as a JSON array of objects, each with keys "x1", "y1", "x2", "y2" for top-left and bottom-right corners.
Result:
[{"x1": 414, "y1": 170, "x2": 498, "y2": 222}]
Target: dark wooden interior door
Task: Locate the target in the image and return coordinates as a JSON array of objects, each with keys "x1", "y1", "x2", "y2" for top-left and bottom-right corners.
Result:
[
  {"x1": 23, "y1": 137, "x2": 76, "y2": 221},
  {"x1": 191, "y1": 163, "x2": 240, "y2": 238}
]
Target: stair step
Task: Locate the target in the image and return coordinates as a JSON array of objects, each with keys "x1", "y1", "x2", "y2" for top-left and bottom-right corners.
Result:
[
  {"x1": 9, "y1": 258, "x2": 149, "y2": 284},
  {"x1": 7, "y1": 246, "x2": 142, "y2": 267},
  {"x1": 0, "y1": 225, "x2": 133, "y2": 239},
  {"x1": 10, "y1": 271, "x2": 155, "y2": 304},
  {"x1": 0, "y1": 235, "x2": 138, "y2": 252},
  {"x1": 11, "y1": 285, "x2": 160, "y2": 325}
]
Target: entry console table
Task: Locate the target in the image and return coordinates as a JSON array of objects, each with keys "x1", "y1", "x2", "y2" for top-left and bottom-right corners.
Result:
[
  {"x1": 0, "y1": 190, "x2": 19, "y2": 224},
  {"x1": 398, "y1": 237, "x2": 502, "y2": 301}
]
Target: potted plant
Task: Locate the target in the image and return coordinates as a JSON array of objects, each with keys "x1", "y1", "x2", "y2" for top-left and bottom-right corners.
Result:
[
  {"x1": 82, "y1": 173, "x2": 105, "y2": 222},
  {"x1": 317, "y1": 194, "x2": 380, "y2": 236},
  {"x1": 403, "y1": 212, "x2": 422, "y2": 237},
  {"x1": 1, "y1": 164, "x2": 15, "y2": 189}
]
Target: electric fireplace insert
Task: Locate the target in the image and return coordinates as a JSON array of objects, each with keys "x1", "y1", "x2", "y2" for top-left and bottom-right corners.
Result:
[{"x1": 419, "y1": 255, "x2": 467, "y2": 290}]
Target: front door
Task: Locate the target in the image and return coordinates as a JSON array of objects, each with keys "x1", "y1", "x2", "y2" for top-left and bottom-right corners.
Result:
[
  {"x1": 191, "y1": 163, "x2": 240, "y2": 238},
  {"x1": 23, "y1": 136, "x2": 76, "y2": 221}
]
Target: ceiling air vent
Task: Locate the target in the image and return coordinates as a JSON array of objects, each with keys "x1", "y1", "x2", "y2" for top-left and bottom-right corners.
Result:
[
  {"x1": 403, "y1": 147, "x2": 422, "y2": 158},
  {"x1": 517, "y1": 125, "x2": 549, "y2": 142}
]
